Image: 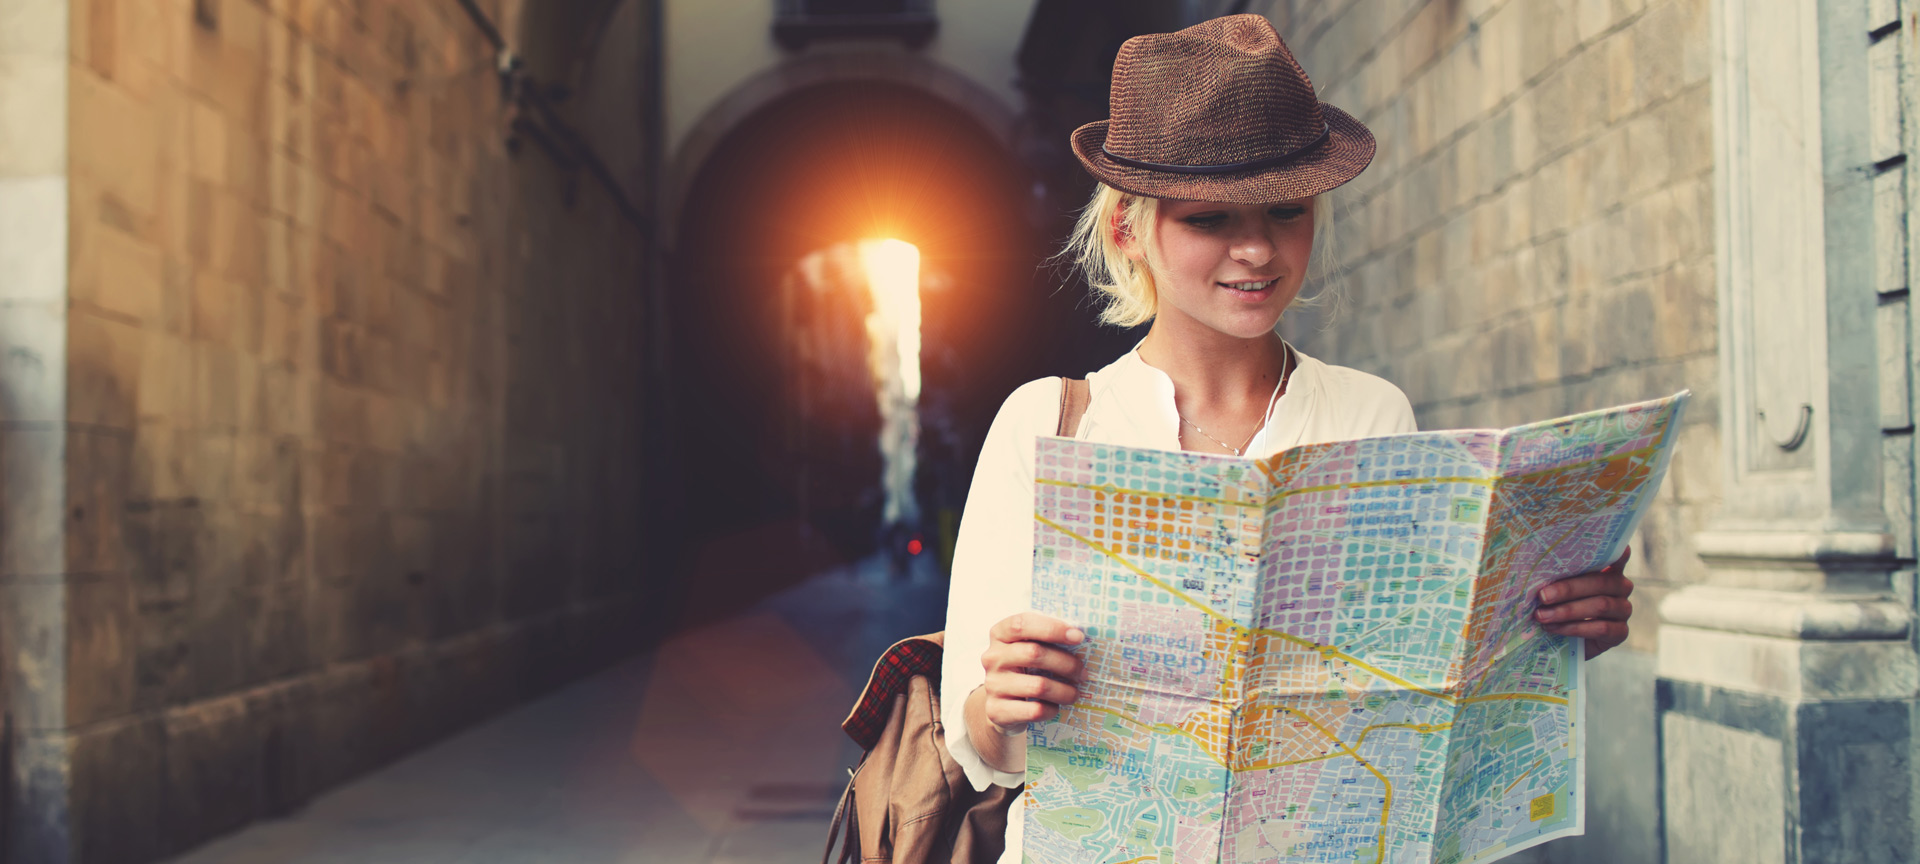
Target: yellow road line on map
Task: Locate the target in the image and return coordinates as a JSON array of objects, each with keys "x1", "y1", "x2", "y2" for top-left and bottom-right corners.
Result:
[
  {"x1": 1269, "y1": 706, "x2": 1393, "y2": 864},
  {"x1": 1038, "y1": 470, "x2": 1497, "y2": 509},
  {"x1": 1237, "y1": 751, "x2": 1350, "y2": 772},
  {"x1": 1236, "y1": 721, "x2": 1452, "y2": 773},
  {"x1": 1501, "y1": 757, "x2": 1549, "y2": 796},
  {"x1": 1354, "y1": 722, "x2": 1453, "y2": 749},
  {"x1": 1112, "y1": 857, "x2": 1157, "y2": 864},
  {"x1": 1036, "y1": 514, "x2": 1458, "y2": 704},
  {"x1": 1268, "y1": 705, "x2": 1350, "y2": 754},
  {"x1": 1459, "y1": 692, "x2": 1569, "y2": 707},
  {"x1": 1267, "y1": 474, "x2": 1491, "y2": 504}
]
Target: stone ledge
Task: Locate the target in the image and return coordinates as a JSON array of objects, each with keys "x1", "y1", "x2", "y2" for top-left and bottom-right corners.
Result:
[
  {"x1": 1656, "y1": 625, "x2": 1919, "y2": 701},
  {"x1": 1693, "y1": 529, "x2": 1897, "y2": 565},
  {"x1": 1691, "y1": 528, "x2": 1902, "y2": 592},
  {"x1": 1659, "y1": 585, "x2": 1911, "y2": 640}
]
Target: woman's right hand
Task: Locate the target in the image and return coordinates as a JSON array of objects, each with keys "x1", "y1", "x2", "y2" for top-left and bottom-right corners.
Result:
[{"x1": 980, "y1": 612, "x2": 1087, "y2": 733}]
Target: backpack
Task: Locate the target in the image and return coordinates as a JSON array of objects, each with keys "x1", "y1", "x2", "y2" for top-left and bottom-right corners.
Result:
[
  {"x1": 823, "y1": 633, "x2": 1019, "y2": 864},
  {"x1": 821, "y1": 378, "x2": 1088, "y2": 864}
]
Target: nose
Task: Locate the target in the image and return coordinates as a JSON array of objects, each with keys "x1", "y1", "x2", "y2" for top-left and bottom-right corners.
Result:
[{"x1": 1230, "y1": 224, "x2": 1276, "y2": 268}]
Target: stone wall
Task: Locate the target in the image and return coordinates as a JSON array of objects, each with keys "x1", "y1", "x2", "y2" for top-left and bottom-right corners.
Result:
[
  {"x1": 1, "y1": 0, "x2": 659, "y2": 861},
  {"x1": 0, "y1": 0, "x2": 75, "y2": 860},
  {"x1": 1262, "y1": 0, "x2": 1719, "y2": 860}
]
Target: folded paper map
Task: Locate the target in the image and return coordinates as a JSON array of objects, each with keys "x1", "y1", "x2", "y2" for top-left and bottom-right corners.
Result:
[{"x1": 1024, "y1": 392, "x2": 1688, "y2": 864}]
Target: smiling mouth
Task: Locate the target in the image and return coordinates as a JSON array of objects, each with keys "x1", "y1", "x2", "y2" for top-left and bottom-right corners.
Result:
[{"x1": 1220, "y1": 279, "x2": 1277, "y2": 292}]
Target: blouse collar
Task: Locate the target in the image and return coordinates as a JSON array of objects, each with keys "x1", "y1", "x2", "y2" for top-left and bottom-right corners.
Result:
[{"x1": 1084, "y1": 341, "x2": 1324, "y2": 457}]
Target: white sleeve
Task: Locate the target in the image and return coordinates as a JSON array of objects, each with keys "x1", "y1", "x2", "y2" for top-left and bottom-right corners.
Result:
[
  {"x1": 1332, "y1": 366, "x2": 1419, "y2": 436},
  {"x1": 1388, "y1": 387, "x2": 1418, "y2": 433},
  {"x1": 941, "y1": 378, "x2": 1060, "y2": 791}
]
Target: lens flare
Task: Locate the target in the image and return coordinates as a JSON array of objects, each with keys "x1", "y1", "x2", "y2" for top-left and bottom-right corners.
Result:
[
  {"x1": 860, "y1": 239, "x2": 922, "y2": 401},
  {"x1": 859, "y1": 239, "x2": 922, "y2": 530}
]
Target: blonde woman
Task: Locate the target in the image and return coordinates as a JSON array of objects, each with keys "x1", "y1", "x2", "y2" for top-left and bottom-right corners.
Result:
[{"x1": 939, "y1": 14, "x2": 1635, "y2": 863}]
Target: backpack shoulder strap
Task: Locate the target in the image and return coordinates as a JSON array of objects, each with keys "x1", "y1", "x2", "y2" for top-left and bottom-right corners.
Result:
[
  {"x1": 841, "y1": 632, "x2": 945, "y2": 750},
  {"x1": 1057, "y1": 377, "x2": 1090, "y2": 438}
]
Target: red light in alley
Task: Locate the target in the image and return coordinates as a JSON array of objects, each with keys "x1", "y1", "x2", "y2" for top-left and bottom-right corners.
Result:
[{"x1": 907, "y1": 537, "x2": 923, "y2": 556}]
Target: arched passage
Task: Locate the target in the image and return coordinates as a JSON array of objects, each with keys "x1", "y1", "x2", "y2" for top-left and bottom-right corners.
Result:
[{"x1": 667, "y1": 79, "x2": 1127, "y2": 601}]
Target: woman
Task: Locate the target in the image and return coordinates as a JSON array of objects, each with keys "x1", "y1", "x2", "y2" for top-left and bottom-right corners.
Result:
[{"x1": 939, "y1": 14, "x2": 1634, "y2": 863}]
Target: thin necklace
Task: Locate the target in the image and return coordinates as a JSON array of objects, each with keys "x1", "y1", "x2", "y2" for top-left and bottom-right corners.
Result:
[{"x1": 1178, "y1": 348, "x2": 1291, "y2": 457}]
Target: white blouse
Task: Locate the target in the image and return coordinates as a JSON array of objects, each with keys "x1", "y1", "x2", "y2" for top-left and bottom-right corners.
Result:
[{"x1": 938, "y1": 343, "x2": 1417, "y2": 864}]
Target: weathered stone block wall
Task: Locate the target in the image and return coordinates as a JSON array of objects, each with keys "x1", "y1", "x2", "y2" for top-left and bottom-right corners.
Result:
[
  {"x1": 2, "y1": 0, "x2": 657, "y2": 861},
  {"x1": 1262, "y1": 1, "x2": 1719, "y2": 860},
  {"x1": 1, "y1": 0, "x2": 75, "y2": 860}
]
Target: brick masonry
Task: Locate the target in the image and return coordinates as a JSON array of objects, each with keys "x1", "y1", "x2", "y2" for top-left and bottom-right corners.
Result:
[{"x1": 2, "y1": 0, "x2": 659, "y2": 861}]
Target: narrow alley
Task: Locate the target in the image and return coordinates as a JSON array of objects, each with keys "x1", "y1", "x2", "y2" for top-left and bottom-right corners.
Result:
[{"x1": 162, "y1": 554, "x2": 944, "y2": 864}]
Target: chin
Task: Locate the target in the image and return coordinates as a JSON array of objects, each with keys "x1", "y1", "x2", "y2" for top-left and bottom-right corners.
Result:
[{"x1": 1212, "y1": 315, "x2": 1287, "y2": 341}]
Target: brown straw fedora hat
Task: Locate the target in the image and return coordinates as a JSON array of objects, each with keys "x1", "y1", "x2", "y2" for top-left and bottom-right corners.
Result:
[{"x1": 1071, "y1": 14, "x2": 1375, "y2": 204}]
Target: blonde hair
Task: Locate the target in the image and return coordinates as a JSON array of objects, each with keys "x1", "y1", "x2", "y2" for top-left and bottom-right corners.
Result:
[{"x1": 1066, "y1": 185, "x2": 1339, "y2": 328}]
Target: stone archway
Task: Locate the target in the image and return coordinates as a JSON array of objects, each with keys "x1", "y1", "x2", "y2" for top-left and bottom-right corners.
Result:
[
  {"x1": 662, "y1": 75, "x2": 1047, "y2": 596},
  {"x1": 663, "y1": 51, "x2": 1019, "y2": 251}
]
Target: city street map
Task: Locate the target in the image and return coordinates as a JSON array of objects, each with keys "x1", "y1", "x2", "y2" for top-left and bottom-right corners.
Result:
[{"x1": 1024, "y1": 393, "x2": 1688, "y2": 864}]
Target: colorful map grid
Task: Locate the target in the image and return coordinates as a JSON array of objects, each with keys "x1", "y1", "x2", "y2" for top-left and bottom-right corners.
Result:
[{"x1": 1024, "y1": 393, "x2": 1687, "y2": 864}]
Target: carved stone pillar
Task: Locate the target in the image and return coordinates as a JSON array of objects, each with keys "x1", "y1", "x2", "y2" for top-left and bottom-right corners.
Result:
[{"x1": 1661, "y1": 0, "x2": 1919, "y2": 860}]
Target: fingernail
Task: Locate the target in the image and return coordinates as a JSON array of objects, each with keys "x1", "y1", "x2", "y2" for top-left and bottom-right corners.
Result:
[
  {"x1": 1536, "y1": 608, "x2": 1556, "y2": 622},
  {"x1": 1540, "y1": 587, "x2": 1559, "y2": 604},
  {"x1": 1065, "y1": 628, "x2": 1086, "y2": 644}
]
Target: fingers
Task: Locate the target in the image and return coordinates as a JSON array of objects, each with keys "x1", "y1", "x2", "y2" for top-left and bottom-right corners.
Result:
[
  {"x1": 985, "y1": 667, "x2": 1080, "y2": 707},
  {"x1": 1536, "y1": 571, "x2": 1633, "y2": 606},
  {"x1": 1541, "y1": 618, "x2": 1630, "y2": 659},
  {"x1": 1535, "y1": 594, "x2": 1632, "y2": 624},
  {"x1": 981, "y1": 611, "x2": 1089, "y2": 730},
  {"x1": 1536, "y1": 550, "x2": 1636, "y2": 659},
  {"x1": 989, "y1": 612, "x2": 1085, "y2": 648},
  {"x1": 1542, "y1": 617, "x2": 1628, "y2": 639},
  {"x1": 985, "y1": 692, "x2": 1067, "y2": 727},
  {"x1": 983, "y1": 637, "x2": 1086, "y2": 682},
  {"x1": 985, "y1": 611, "x2": 1086, "y2": 681}
]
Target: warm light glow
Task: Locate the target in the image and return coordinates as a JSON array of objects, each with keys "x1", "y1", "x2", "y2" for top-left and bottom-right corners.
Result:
[
  {"x1": 859, "y1": 238, "x2": 922, "y2": 401},
  {"x1": 858, "y1": 238, "x2": 923, "y2": 531}
]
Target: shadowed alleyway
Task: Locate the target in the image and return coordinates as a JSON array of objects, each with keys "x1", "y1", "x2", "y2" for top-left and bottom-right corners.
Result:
[{"x1": 160, "y1": 555, "x2": 943, "y2": 864}]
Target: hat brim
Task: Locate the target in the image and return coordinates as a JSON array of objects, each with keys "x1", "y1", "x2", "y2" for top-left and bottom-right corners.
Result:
[{"x1": 1070, "y1": 103, "x2": 1376, "y2": 204}]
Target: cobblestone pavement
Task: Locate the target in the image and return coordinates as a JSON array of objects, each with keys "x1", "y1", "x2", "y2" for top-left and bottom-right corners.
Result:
[{"x1": 163, "y1": 556, "x2": 948, "y2": 864}]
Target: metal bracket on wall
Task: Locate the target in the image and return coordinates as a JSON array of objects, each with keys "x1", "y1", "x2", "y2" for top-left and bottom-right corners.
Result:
[
  {"x1": 448, "y1": 0, "x2": 651, "y2": 229},
  {"x1": 1759, "y1": 404, "x2": 1814, "y2": 451}
]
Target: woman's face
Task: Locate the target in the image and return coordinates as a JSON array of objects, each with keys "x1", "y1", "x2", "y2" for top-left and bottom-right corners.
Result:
[{"x1": 1132, "y1": 197, "x2": 1315, "y2": 341}]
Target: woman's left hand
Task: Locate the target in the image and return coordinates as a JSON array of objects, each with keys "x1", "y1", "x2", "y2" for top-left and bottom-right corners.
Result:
[{"x1": 1534, "y1": 546, "x2": 1635, "y2": 660}]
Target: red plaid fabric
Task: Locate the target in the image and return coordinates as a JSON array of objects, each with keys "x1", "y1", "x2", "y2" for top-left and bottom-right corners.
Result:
[{"x1": 842, "y1": 633, "x2": 945, "y2": 750}]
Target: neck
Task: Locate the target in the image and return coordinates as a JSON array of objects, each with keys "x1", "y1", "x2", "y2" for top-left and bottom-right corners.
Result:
[{"x1": 1136, "y1": 319, "x2": 1289, "y2": 411}]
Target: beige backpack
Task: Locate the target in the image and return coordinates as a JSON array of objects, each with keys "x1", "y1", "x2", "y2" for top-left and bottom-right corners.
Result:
[{"x1": 821, "y1": 378, "x2": 1088, "y2": 864}]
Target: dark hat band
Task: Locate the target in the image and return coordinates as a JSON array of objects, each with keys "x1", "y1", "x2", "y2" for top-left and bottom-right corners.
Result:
[{"x1": 1100, "y1": 122, "x2": 1330, "y2": 176}]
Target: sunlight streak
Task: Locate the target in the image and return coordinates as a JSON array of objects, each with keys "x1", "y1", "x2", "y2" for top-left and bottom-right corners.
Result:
[{"x1": 859, "y1": 238, "x2": 922, "y2": 528}]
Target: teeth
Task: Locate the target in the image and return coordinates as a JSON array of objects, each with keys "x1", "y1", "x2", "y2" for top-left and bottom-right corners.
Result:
[{"x1": 1225, "y1": 280, "x2": 1274, "y2": 291}]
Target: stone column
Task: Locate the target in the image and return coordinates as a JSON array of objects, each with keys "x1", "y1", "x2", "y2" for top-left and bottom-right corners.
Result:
[
  {"x1": 1661, "y1": 0, "x2": 1919, "y2": 861},
  {"x1": 0, "y1": 0, "x2": 70, "y2": 859}
]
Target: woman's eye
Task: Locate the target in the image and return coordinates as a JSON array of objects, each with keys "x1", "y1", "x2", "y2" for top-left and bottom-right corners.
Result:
[
  {"x1": 1182, "y1": 214, "x2": 1226, "y2": 228},
  {"x1": 1269, "y1": 206, "x2": 1308, "y2": 221}
]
